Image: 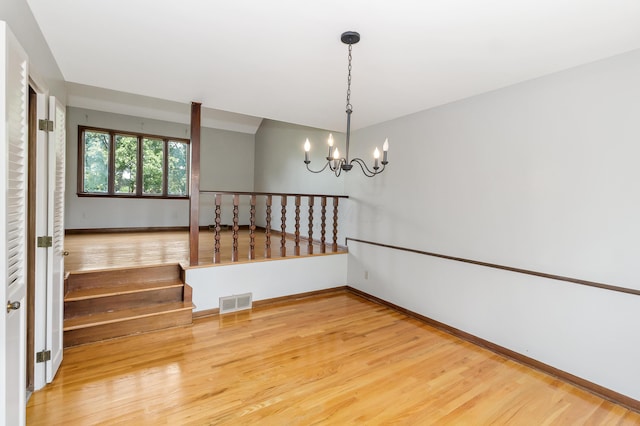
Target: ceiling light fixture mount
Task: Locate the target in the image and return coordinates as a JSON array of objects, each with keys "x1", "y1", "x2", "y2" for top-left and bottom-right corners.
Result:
[{"x1": 304, "y1": 31, "x2": 389, "y2": 177}]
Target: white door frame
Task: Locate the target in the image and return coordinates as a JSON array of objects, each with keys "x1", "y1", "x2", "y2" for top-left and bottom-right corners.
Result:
[
  {"x1": 29, "y1": 80, "x2": 65, "y2": 389},
  {"x1": 45, "y1": 96, "x2": 65, "y2": 383},
  {"x1": 30, "y1": 84, "x2": 50, "y2": 391}
]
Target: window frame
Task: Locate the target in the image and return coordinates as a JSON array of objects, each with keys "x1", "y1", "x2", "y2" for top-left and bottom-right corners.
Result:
[{"x1": 77, "y1": 125, "x2": 190, "y2": 199}]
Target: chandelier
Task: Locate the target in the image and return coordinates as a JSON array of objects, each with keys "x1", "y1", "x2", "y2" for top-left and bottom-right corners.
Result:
[{"x1": 304, "y1": 31, "x2": 389, "y2": 177}]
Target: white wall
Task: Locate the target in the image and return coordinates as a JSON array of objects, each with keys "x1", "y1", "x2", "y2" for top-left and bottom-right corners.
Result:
[
  {"x1": 0, "y1": 0, "x2": 65, "y2": 99},
  {"x1": 65, "y1": 107, "x2": 255, "y2": 229},
  {"x1": 348, "y1": 243, "x2": 640, "y2": 401},
  {"x1": 345, "y1": 48, "x2": 640, "y2": 401},
  {"x1": 253, "y1": 119, "x2": 351, "y2": 245},
  {"x1": 254, "y1": 119, "x2": 346, "y2": 195},
  {"x1": 197, "y1": 124, "x2": 255, "y2": 227},
  {"x1": 186, "y1": 254, "x2": 347, "y2": 312}
]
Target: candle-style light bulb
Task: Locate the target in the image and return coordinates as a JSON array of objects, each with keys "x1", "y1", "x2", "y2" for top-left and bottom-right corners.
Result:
[
  {"x1": 373, "y1": 147, "x2": 380, "y2": 169},
  {"x1": 333, "y1": 147, "x2": 340, "y2": 169},
  {"x1": 304, "y1": 139, "x2": 311, "y2": 163},
  {"x1": 382, "y1": 138, "x2": 389, "y2": 164},
  {"x1": 327, "y1": 134, "x2": 334, "y2": 159}
]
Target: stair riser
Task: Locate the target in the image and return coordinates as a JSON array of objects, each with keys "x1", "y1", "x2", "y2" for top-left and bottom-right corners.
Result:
[
  {"x1": 64, "y1": 287, "x2": 184, "y2": 319},
  {"x1": 67, "y1": 264, "x2": 181, "y2": 292},
  {"x1": 64, "y1": 309, "x2": 193, "y2": 347}
]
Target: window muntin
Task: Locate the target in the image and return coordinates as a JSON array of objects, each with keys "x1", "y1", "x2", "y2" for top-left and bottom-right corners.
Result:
[{"x1": 78, "y1": 126, "x2": 189, "y2": 199}]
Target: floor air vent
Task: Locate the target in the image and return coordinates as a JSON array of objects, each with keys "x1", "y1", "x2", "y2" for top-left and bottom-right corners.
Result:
[{"x1": 219, "y1": 293, "x2": 253, "y2": 314}]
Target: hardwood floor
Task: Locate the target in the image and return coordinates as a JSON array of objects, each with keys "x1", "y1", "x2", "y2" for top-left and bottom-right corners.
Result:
[
  {"x1": 26, "y1": 291, "x2": 640, "y2": 425},
  {"x1": 64, "y1": 229, "x2": 345, "y2": 272}
]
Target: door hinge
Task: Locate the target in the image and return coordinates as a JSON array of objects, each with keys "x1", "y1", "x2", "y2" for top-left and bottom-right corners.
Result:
[
  {"x1": 36, "y1": 350, "x2": 51, "y2": 363},
  {"x1": 37, "y1": 236, "x2": 53, "y2": 248},
  {"x1": 38, "y1": 119, "x2": 54, "y2": 132}
]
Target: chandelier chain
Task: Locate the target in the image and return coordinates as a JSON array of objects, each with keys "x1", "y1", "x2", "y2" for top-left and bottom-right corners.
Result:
[{"x1": 346, "y1": 43, "x2": 353, "y2": 113}]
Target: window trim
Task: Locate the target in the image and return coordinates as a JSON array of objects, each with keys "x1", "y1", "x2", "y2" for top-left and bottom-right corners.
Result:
[{"x1": 77, "y1": 125, "x2": 190, "y2": 199}]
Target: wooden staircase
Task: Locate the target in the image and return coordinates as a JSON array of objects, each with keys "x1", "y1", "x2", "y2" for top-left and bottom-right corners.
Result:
[{"x1": 63, "y1": 264, "x2": 194, "y2": 347}]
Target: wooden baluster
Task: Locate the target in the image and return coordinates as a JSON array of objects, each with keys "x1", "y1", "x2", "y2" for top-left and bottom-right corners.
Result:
[
  {"x1": 213, "y1": 194, "x2": 222, "y2": 264},
  {"x1": 307, "y1": 196, "x2": 314, "y2": 254},
  {"x1": 332, "y1": 197, "x2": 339, "y2": 252},
  {"x1": 320, "y1": 196, "x2": 327, "y2": 254},
  {"x1": 265, "y1": 195, "x2": 272, "y2": 259},
  {"x1": 232, "y1": 194, "x2": 239, "y2": 262},
  {"x1": 294, "y1": 195, "x2": 301, "y2": 256},
  {"x1": 280, "y1": 195, "x2": 287, "y2": 257},
  {"x1": 249, "y1": 194, "x2": 256, "y2": 260}
]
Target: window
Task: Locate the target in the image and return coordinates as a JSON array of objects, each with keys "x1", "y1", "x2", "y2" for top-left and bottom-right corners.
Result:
[{"x1": 78, "y1": 126, "x2": 189, "y2": 198}]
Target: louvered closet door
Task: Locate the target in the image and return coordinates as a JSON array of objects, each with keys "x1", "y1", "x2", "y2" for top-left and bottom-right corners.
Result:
[
  {"x1": 1, "y1": 20, "x2": 29, "y2": 426},
  {"x1": 46, "y1": 96, "x2": 65, "y2": 382}
]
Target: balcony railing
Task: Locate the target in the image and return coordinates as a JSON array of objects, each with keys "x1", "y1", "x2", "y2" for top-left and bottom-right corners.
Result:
[{"x1": 190, "y1": 191, "x2": 348, "y2": 265}]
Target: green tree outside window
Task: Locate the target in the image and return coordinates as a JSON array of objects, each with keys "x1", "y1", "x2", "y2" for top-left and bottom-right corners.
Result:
[
  {"x1": 80, "y1": 126, "x2": 189, "y2": 198},
  {"x1": 83, "y1": 131, "x2": 110, "y2": 193}
]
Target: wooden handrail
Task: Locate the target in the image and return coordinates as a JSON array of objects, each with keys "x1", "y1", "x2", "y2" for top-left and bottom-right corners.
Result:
[
  {"x1": 345, "y1": 237, "x2": 640, "y2": 297},
  {"x1": 201, "y1": 190, "x2": 348, "y2": 199},
  {"x1": 195, "y1": 191, "x2": 348, "y2": 264}
]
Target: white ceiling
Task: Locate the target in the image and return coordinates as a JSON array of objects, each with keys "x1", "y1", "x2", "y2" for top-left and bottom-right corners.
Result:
[{"x1": 27, "y1": 0, "x2": 640, "y2": 134}]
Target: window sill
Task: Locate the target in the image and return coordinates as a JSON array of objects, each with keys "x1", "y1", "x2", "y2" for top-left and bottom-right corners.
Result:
[{"x1": 76, "y1": 193, "x2": 189, "y2": 200}]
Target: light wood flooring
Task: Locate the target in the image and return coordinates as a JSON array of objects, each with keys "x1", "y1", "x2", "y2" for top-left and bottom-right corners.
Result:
[
  {"x1": 64, "y1": 229, "x2": 345, "y2": 272},
  {"x1": 26, "y1": 291, "x2": 640, "y2": 425}
]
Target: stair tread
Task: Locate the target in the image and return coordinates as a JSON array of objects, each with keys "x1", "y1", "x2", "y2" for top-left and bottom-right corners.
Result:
[
  {"x1": 64, "y1": 302, "x2": 194, "y2": 331},
  {"x1": 68, "y1": 263, "x2": 181, "y2": 277},
  {"x1": 65, "y1": 279, "x2": 184, "y2": 301}
]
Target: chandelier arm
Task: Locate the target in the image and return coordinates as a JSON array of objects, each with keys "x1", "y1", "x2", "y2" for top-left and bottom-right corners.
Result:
[
  {"x1": 334, "y1": 158, "x2": 347, "y2": 176},
  {"x1": 372, "y1": 162, "x2": 386, "y2": 175},
  {"x1": 306, "y1": 158, "x2": 349, "y2": 174},
  {"x1": 349, "y1": 158, "x2": 383, "y2": 177},
  {"x1": 305, "y1": 161, "x2": 332, "y2": 174},
  {"x1": 329, "y1": 158, "x2": 343, "y2": 173}
]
